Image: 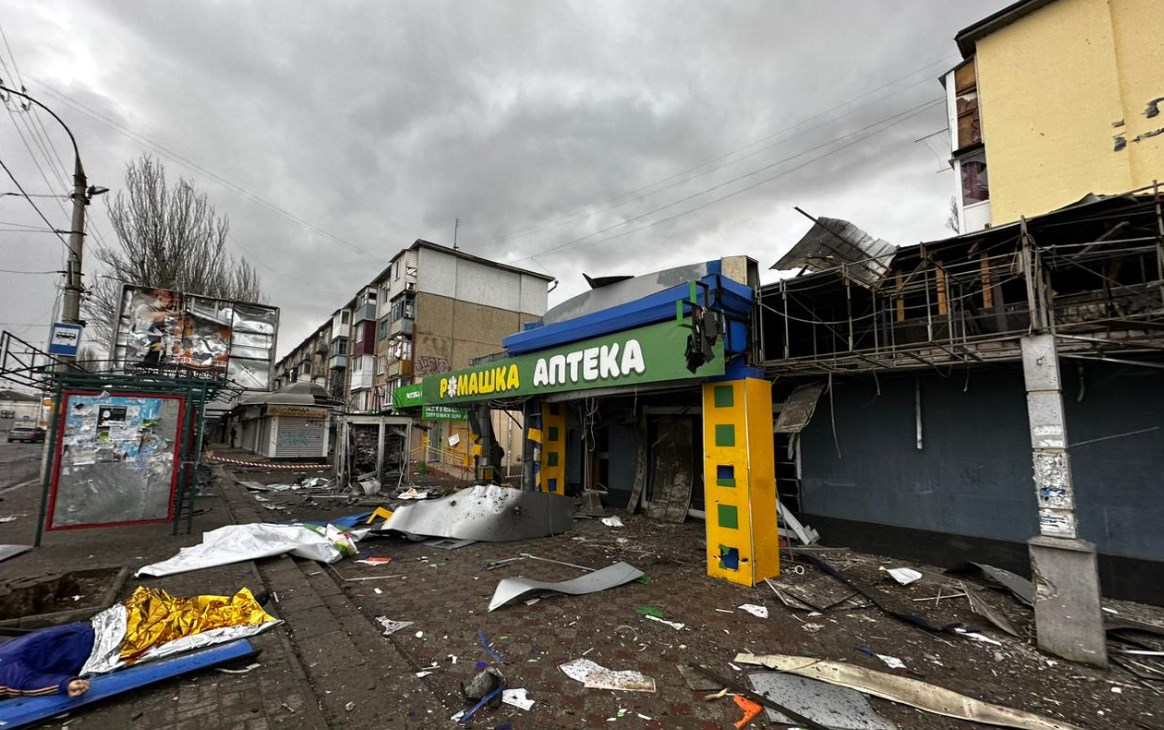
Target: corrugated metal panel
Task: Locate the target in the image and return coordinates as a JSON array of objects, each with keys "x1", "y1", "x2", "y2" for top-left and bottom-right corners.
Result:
[
  {"x1": 274, "y1": 417, "x2": 325, "y2": 458},
  {"x1": 772, "y1": 217, "x2": 896, "y2": 288}
]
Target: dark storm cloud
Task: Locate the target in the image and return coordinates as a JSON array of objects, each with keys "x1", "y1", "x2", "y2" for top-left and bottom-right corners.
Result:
[{"x1": 0, "y1": 1, "x2": 1011, "y2": 357}]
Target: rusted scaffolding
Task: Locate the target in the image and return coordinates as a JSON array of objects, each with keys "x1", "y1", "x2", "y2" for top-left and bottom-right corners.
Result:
[{"x1": 758, "y1": 188, "x2": 1164, "y2": 375}]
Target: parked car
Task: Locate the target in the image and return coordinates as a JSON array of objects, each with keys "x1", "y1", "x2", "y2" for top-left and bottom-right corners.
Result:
[{"x1": 7, "y1": 426, "x2": 45, "y2": 443}]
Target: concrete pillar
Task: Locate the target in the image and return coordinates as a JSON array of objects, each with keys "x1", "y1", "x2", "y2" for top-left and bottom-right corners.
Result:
[{"x1": 1021, "y1": 334, "x2": 1107, "y2": 666}]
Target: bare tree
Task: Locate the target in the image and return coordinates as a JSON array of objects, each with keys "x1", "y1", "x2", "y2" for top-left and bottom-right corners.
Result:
[
  {"x1": 85, "y1": 155, "x2": 264, "y2": 349},
  {"x1": 945, "y1": 195, "x2": 960, "y2": 234}
]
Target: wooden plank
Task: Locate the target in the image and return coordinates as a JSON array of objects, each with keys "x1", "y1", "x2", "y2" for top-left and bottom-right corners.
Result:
[
  {"x1": 935, "y1": 262, "x2": 949, "y2": 317},
  {"x1": 981, "y1": 253, "x2": 994, "y2": 310}
]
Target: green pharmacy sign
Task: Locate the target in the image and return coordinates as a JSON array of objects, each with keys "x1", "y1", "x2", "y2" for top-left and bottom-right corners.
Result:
[
  {"x1": 391, "y1": 383, "x2": 423, "y2": 409},
  {"x1": 421, "y1": 318, "x2": 723, "y2": 405}
]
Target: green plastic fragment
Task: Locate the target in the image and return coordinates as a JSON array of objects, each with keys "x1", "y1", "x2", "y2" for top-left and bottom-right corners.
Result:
[{"x1": 634, "y1": 606, "x2": 664, "y2": 618}]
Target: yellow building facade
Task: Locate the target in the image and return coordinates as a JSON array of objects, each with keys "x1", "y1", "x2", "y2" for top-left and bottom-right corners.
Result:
[{"x1": 947, "y1": 0, "x2": 1164, "y2": 231}]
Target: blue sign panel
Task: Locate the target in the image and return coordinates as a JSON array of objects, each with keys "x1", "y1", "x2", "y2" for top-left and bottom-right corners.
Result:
[{"x1": 47, "y1": 322, "x2": 83, "y2": 356}]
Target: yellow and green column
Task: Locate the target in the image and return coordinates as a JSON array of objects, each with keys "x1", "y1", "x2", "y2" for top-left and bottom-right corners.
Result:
[
  {"x1": 531, "y1": 401, "x2": 566, "y2": 495},
  {"x1": 702, "y1": 377, "x2": 779, "y2": 586}
]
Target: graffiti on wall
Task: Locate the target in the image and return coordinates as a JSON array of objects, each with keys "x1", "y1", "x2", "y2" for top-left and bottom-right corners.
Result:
[{"x1": 415, "y1": 355, "x2": 450, "y2": 376}]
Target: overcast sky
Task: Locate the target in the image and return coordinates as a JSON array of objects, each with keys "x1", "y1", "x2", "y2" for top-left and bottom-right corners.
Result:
[{"x1": 0, "y1": 1, "x2": 1009, "y2": 362}]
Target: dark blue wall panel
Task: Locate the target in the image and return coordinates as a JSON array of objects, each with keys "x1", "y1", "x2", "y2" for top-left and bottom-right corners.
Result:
[{"x1": 798, "y1": 363, "x2": 1164, "y2": 560}]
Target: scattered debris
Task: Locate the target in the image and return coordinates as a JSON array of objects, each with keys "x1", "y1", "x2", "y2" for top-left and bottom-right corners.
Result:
[
  {"x1": 483, "y1": 556, "x2": 525, "y2": 571},
  {"x1": 375, "y1": 617, "x2": 414, "y2": 636},
  {"x1": 883, "y1": 567, "x2": 922, "y2": 585},
  {"x1": 800, "y1": 554, "x2": 976, "y2": 638},
  {"x1": 355, "y1": 557, "x2": 393, "y2": 566},
  {"x1": 214, "y1": 662, "x2": 261, "y2": 675},
  {"x1": 684, "y1": 664, "x2": 829, "y2": 730},
  {"x1": 946, "y1": 562, "x2": 1035, "y2": 607},
  {"x1": 748, "y1": 671, "x2": 897, "y2": 730},
  {"x1": 478, "y1": 628, "x2": 506, "y2": 663},
  {"x1": 954, "y1": 627, "x2": 1004, "y2": 646},
  {"x1": 375, "y1": 484, "x2": 575, "y2": 542},
  {"x1": 0, "y1": 516, "x2": 18, "y2": 523},
  {"x1": 425, "y1": 538, "x2": 475, "y2": 550},
  {"x1": 677, "y1": 664, "x2": 722, "y2": 691},
  {"x1": 0, "y1": 544, "x2": 31, "y2": 563},
  {"x1": 559, "y1": 658, "x2": 656, "y2": 692},
  {"x1": 738, "y1": 604, "x2": 768, "y2": 619},
  {"x1": 501, "y1": 688, "x2": 535, "y2": 711},
  {"x1": 767, "y1": 576, "x2": 863, "y2": 612},
  {"x1": 488, "y1": 561, "x2": 644, "y2": 612},
  {"x1": 461, "y1": 666, "x2": 505, "y2": 703},
  {"x1": 777, "y1": 498, "x2": 820, "y2": 545},
  {"x1": 634, "y1": 606, "x2": 665, "y2": 618},
  {"x1": 735, "y1": 653, "x2": 1084, "y2": 730},
  {"x1": 395, "y1": 487, "x2": 431, "y2": 500},
  {"x1": 732, "y1": 694, "x2": 763, "y2": 729},
  {"x1": 643, "y1": 615, "x2": 685, "y2": 630},
  {"x1": 601, "y1": 516, "x2": 625, "y2": 528},
  {"x1": 858, "y1": 647, "x2": 905, "y2": 670},
  {"x1": 520, "y1": 553, "x2": 595, "y2": 572}
]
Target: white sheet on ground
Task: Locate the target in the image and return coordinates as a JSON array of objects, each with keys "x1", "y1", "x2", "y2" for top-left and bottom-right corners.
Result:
[{"x1": 135, "y1": 523, "x2": 358, "y2": 578}]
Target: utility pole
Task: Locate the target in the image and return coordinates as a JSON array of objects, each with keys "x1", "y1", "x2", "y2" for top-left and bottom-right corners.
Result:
[
  {"x1": 0, "y1": 83, "x2": 104, "y2": 366},
  {"x1": 63, "y1": 158, "x2": 88, "y2": 349}
]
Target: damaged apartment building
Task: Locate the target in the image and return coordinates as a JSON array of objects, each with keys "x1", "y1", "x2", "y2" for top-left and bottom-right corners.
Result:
[{"x1": 272, "y1": 239, "x2": 553, "y2": 483}]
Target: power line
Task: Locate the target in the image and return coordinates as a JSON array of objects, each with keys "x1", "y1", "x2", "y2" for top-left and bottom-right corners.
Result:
[
  {"x1": 30, "y1": 78, "x2": 392, "y2": 267},
  {"x1": 227, "y1": 233, "x2": 351, "y2": 299},
  {"x1": 0, "y1": 219, "x2": 60, "y2": 229},
  {"x1": 563, "y1": 99, "x2": 943, "y2": 255},
  {"x1": 0, "y1": 267, "x2": 64, "y2": 274},
  {"x1": 513, "y1": 97, "x2": 943, "y2": 263},
  {"x1": 0, "y1": 154, "x2": 68, "y2": 247},
  {"x1": 470, "y1": 53, "x2": 959, "y2": 248}
]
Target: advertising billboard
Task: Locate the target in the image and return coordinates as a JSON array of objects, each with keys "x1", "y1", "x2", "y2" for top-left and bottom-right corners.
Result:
[{"x1": 114, "y1": 285, "x2": 279, "y2": 389}]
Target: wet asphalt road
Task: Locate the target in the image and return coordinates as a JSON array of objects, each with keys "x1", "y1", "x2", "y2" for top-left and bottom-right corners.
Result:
[{"x1": 0, "y1": 439, "x2": 43, "y2": 491}]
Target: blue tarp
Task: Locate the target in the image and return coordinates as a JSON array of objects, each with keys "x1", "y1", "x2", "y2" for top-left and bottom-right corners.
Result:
[{"x1": 0, "y1": 639, "x2": 257, "y2": 729}]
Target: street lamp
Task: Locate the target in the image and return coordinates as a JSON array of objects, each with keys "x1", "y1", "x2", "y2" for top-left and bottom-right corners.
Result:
[{"x1": 0, "y1": 83, "x2": 105, "y2": 364}]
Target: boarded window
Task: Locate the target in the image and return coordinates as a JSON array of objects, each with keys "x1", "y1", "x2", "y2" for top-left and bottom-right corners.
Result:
[{"x1": 954, "y1": 59, "x2": 981, "y2": 150}]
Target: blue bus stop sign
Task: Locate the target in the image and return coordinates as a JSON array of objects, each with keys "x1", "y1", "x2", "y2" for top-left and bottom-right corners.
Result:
[{"x1": 47, "y1": 322, "x2": 83, "y2": 357}]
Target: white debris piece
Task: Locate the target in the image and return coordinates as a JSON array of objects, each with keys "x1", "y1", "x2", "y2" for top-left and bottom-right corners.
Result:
[
  {"x1": 885, "y1": 567, "x2": 923, "y2": 585},
  {"x1": 374, "y1": 617, "x2": 414, "y2": 636},
  {"x1": 644, "y1": 615, "x2": 686, "y2": 630},
  {"x1": 601, "y1": 516, "x2": 624, "y2": 528},
  {"x1": 875, "y1": 654, "x2": 906, "y2": 670},
  {"x1": 502, "y1": 688, "x2": 536, "y2": 710},
  {"x1": 560, "y1": 658, "x2": 656, "y2": 692},
  {"x1": 738, "y1": 604, "x2": 769, "y2": 619}
]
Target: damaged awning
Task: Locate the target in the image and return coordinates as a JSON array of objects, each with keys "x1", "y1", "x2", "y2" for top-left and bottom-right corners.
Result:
[{"x1": 772, "y1": 216, "x2": 896, "y2": 288}]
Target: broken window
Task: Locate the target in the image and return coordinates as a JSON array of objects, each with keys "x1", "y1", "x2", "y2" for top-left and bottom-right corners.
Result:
[
  {"x1": 391, "y1": 292, "x2": 416, "y2": 322},
  {"x1": 954, "y1": 59, "x2": 981, "y2": 150},
  {"x1": 961, "y1": 151, "x2": 989, "y2": 204}
]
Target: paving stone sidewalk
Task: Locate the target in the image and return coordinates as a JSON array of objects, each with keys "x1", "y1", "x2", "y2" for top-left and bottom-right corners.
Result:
[{"x1": 0, "y1": 455, "x2": 329, "y2": 730}]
